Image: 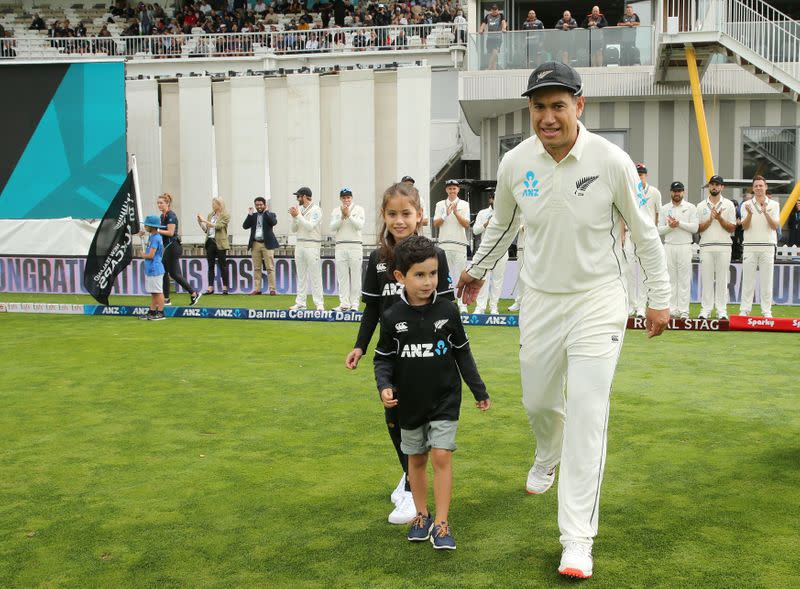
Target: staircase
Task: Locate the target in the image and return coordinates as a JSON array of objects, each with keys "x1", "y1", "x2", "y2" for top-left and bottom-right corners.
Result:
[
  {"x1": 742, "y1": 127, "x2": 796, "y2": 180},
  {"x1": 656, "y1": 0, "x2": 800, "y2": 101}
]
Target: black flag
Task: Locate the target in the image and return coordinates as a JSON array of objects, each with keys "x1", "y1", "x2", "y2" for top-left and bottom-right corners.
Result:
[{"x1": 83, "y1": 172, "x2": 140, "y2": 305}]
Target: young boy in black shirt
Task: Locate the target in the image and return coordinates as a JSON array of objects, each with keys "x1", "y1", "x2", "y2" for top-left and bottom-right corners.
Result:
[{"x1": 374, "y1": 235, "x2": 490, "y2": 550}]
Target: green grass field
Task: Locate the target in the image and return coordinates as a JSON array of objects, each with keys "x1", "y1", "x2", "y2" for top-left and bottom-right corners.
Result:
[{"x1": 0, "y1": 294, "x2": 798, "y2": 588}]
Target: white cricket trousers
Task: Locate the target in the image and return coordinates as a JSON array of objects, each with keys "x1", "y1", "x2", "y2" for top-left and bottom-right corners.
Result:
[
  {"x1": 334, "y1": 244, "x2": 363, "y2": 309},
  {"x1": 740, "y1": 246, "x2": 775, "y2": 315},
  {"x1": 519, "y1": 280, "x2": 627, "y2": 546},
  {"x1": 294, "y1": 245, "x2": 324, "y2": 307},
  {"x1": 475, "y1": 251, "x2": 509, "y2": 312},
  {"x1": 699, "y1": 247, "x2": 731, "y2": 317},
  {"x1": 665, "y1": 243, "x2": 692, "y2": 315},
  {"x1": 443, "y1": 247, "x2": 467, "y2": 302},
  {"x1": 514, "y1": 248, "x2": 526, "y2": 305},
  {"x1": 623, "y1": 240, "x2": 646, "y2": 315}
]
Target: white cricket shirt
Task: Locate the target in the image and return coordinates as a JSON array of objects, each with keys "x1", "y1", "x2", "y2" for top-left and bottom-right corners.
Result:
[
  {"x1": 473, "y1": 205, "x2": 494, "y2": 236},
  {"x1": 329, "y1": 203, "x2": 365, "y2": 245},
  {"x1": 742, "y1": 197, "x2": 779, "y2": 249},
  {"x1": 468, "y1": 121, "x2": 670, "y2": 308},
  {"x1": 291, "y1": 203, "x2": 323, "y2": 246},
  {"x1": 698, "y1": 196, "x2": 736, "y2": 248},
  {"x1": 638, "y1": 183, "x2": 661, "y2": 224},
  {"x1": 434, "y1": 197, "x2": 470, "y2": 251},
  {"x1": 658, "y1": 200, "x2": 698, "y2": 245}
]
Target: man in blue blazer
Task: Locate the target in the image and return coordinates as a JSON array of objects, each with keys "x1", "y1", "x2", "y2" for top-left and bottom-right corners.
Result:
[{"x1": 243, "y1": 197, "x2": 279, "y2": 295}]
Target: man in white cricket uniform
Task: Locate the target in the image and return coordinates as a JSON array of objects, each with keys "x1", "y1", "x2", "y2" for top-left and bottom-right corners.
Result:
[
  {"x1": 739, "y1": 175, "x2": 780, "y2": 317},
  {"x1": 434, "y1": 179, "x2": 471, "y2": 313},
  {"x1": 289, "y1": 186, "x2": 324, "y2": 311},
  {"x1": 658, "y1": 181, "x2": 698, "y2": 319},
  {"x1": 622, "y1": 162, "x2": 661, "y2": 317},
  {"x1": 697, "y1": 175, "x2": 737, "y2": 320},
  {"x1": 456, "y1": 62, "x2": 670, "y2": 579},
  {"x1": 473, "y1": 194, "x2": 507, "y2": 315},
  {"x1": 329, "y1": 187, "x2": 365, "y2": 312}
]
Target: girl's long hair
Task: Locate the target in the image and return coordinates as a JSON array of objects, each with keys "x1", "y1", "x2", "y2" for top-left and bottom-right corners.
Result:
[{"x1": 377, "y1": 182, "x2": 423, "y2": 278}]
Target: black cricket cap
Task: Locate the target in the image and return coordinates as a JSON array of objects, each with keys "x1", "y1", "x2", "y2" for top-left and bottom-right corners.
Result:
[
  {"x1": 339, "y1": 187, "x2": 352, "y2": 197},
  {"x1": 670, "y1": 181, "x2": 685, "y2": 191},
  {"x1": 522, "y1": 61, "x2": 583, "y2": 98},
  {"x1": 445, "y1": 179, "x2": 460, "y2": 186},
  {"x1": 401, "y1": 175, "x2": 415, "y2": 184},
  {"x1": 706, "y1": 175, "x2": 724, "y2": 186},
  {"x1": 636, "y1": 162, "x2": 647, "y2": 174},
  {"x1": 293, "y1": 186, "x2": 312, "y2": 197}
]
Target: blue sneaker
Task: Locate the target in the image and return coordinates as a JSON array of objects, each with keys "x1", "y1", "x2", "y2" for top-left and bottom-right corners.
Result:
[
  {"x1": 431, "y1": 522, "x2": 456, "y2": 550},
  {"x1": 407, "y1": 513, "x2": 434, "y2": 542}
]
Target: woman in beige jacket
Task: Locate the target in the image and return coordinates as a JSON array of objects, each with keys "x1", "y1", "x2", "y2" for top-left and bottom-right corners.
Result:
[{"x1": 197, "y1": 197, "x2": 231, "y2": 294}]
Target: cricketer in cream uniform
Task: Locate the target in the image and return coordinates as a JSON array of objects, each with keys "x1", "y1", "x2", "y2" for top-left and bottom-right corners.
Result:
[
  {"x1": 434, "y1": 179, "x2": 471, "y2": 312},
  {"x1": 622, "y1": 162, "x2": 661, "y2": 317},
  {"x1": 473, "y1": 195, "x2": 508, "y2": 315},
  {"x1": 289, "y1": 186, "x2": 324, "y2": 311},
  {"x1": 697, "y1": 175, "x2": 736, "y2": 319},
  {"x1": 457, "y1": 62, "x2": 670, "y2": 579},
  {"x1": 329, "y1": 187, "x2": 365, "y2": 311},
  {"x1": 740, "y1": 176, "x2": 780, "y2": 317},
  {"x1": 658, "y1": 181, "x2": 698, "y2": 318}
]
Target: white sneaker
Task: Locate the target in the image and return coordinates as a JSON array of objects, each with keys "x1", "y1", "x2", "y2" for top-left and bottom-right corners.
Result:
[
  {"x1": 679, "y1": 312, "x2": 689, "y2": 319},
  {"x1": 390, "y1": 473, "x2": 407, "y2": 505},
  {"x1": 763, "y1": 312, "x2": 773, "y2": 318},
  {"x1": 508, "y1": 302, "x2": 520, "y2": 312},
  {"x1": 289, "y1": 304, "x2": 306, "y2": 311},
  {"x1": 388, "y1": 491, "x2": 417, "y2": 524},
  {"x1": 489, "y1": 307, "x2": 499, "y2": 315},
  {"x1": 739, "y1": 311, "x2": 749, "y2": 317},
  {"x1": 526, "y1": 463, "x2": 556, "y2": 494},
  {"x1": 315, "y1": 305, "x2": 325, "y2": 311},
  {"x1": 559, "y1": 542, "x2": 593, "y2": 578},
  {"x1": 332, "y1": 305, "x2": 347, "y2": 312},
  {"x1": 458, "y1": 304, "x2": 468, "y2": 314}
]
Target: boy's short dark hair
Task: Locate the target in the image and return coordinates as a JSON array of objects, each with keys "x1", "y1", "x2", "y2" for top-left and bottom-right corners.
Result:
[
  {"x1": 394, "y1": 235, "x2": 437, "y2": 275},
  {"x1": 254, "y1": 196, "x2": 266, "y2": 204}
]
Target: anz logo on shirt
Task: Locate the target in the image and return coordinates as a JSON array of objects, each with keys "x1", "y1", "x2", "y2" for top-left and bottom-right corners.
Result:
[
  {"x1": 521, "y1": 171, "x2": 541, "y2": 198},
  {"x1": 382, "y1": 282, "x2": 403, "y2": 296},
  {"x1": 636, "y1": 181, "x2": 647, "y2": 207},
  {"x1": 400, "y1": 339, "x2": 449, "y2": 358}
]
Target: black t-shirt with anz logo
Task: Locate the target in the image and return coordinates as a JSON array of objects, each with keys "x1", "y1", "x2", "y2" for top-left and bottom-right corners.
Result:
[
  {"x1": 374, "y1": 294, "x2": 488, "y2": 429},
  {"x1": 354, "y1": 247, "x2": 454, "y2": 352}
]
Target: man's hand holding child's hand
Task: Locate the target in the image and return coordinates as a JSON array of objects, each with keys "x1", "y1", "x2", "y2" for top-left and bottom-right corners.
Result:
[{"x1": 380, "y1": 388, "x2": 398, "y2": 408}]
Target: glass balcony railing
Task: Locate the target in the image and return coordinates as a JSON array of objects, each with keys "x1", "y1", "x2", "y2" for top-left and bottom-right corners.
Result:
[{"x1": 467, "y1": 26, "x2": 653, "y2": 71}]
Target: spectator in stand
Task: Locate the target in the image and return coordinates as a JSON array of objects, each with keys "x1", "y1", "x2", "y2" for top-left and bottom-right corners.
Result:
[
  {"x1": 555, "y1": 10, "x2": 577, "y2": 65},
  {"x1": 788, "y1": 200, "x2": 800, "y2": 246},
  {"x1": 453, "y1": 8, "x2": 466, "y2": 44},
  {"x1": 618, "y1": 4, "x2": 640, "y2": 26},
  {"x1": 29, "y1": 13, "x2": 46, "y2": 30},
  {"x1": 197, "y1": 197, "x2": 231, "y2": 295},
  {"x1": 521, "y1": 9, "x2": 544, "y2": 67},
  {"x1": 617, "y1": 3, "x2": 641, "y2": 62},
  {"x1": 582, "y1": 6, "x2": 607, "y2": 66},
  {"x1": 153, "y1": 3, "x2": 165, "y2": 19},
  {"x1": 479, "y1": 4, "x2": 506, "y2": 71},
  {"x1": 333, "y1": 0, "x2": 346, "y2": 27}
]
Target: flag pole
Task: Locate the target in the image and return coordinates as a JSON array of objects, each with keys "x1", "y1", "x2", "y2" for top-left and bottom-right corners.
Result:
[{"x1": 130, "y1": 153, "x2": 144, "y2": 223}]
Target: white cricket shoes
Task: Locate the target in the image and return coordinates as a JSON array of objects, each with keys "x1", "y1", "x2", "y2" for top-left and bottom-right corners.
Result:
[
  {"x1": 388, "y1": 491, "x2": 417, "y2": 524},
  {"x1": 558, "y1": 542, "x2": 593, "y2": 578},
  {"x1": 390, "y1": 473, "x2": 407, "y2": 505},
  {"x1": 526, "y1": 463, "x2": 556, "y2": 494},
  {"x1": 289, "y1": 304, "x2": 306, "y2": 311},
  {"x1": 508, "y1": 302, "x2": 520, "y2": 312},
  {"x1": 489, "y1": 307, "x2": 499, "y2": 315}
]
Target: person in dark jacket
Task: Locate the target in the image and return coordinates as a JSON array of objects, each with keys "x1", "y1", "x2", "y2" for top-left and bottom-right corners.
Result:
[
  {"x1": 243, "y1": 196, "x2": 279, "y2": 295},
  {"x1": 788, "y1": 200, "x2": 800, "y2": 246}
]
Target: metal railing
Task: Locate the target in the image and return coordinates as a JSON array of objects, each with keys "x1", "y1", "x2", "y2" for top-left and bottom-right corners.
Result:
[
  {"x1": 0, "y1": 23, "x2": 465, "y2": 60},
  {"x1": 742, "y1": 127, "x2": 797, "y2": 178},
  {"x1": 466, "y1": 26, "x2": 653, "y2": 71}
]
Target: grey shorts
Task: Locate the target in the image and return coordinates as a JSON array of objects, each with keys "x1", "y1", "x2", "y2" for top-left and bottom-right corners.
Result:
[
  {"x1": 145, "y1": 274, "x2": 164, "y2": 294},
  {"x1": 400, "y1": 420, "x2": 458, "y2": 455}
]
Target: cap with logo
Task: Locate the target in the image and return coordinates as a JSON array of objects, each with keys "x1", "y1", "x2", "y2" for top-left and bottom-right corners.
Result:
[
  {"x1": 401, "y1": 175, "x2": 415, "y2": 184},
  {"x1": 293, "y1": 186, "x2": 312, "y2": 197},
  {"x1": 339, "y1": 187, "x2": 352, "y2": 197},
  {"x1": 635, "y1": 162, "x2": 648, "y2": 174},
  {"x1": 670, "y1": 181, "x2": 685, "y2": 192},
  {"x1": 522, "y1": 61, "x2": 583, "y2": 98},
  {"x1": 445, "y1": 179, "x2": 460, "y2": 187},
  {"x1": 706, "y1": 175, "x2": 724, "y2": 186},
  {"x1": 143, "y1": 214, "x2": 166, "y2": 229}
]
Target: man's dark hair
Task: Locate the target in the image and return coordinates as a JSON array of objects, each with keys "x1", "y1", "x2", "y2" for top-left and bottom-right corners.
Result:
[
  {"x1": 254, "y1": 196, "x2": 266, "y2": 204},
  {"x1": 394, "y1": 235, "x2": 437, "y2": 275}
]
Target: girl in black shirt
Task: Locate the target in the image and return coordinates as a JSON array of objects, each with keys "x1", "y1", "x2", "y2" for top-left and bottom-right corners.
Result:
[
  {"x1": 345, "y1": 182, "x2": 454, "y2": 524},
  {"x1": 156, "y1": 193, "x2": 201, "y2": 306}
]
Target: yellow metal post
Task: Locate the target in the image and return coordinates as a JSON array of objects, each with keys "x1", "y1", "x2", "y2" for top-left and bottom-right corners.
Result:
[
  {"x1": 779, "y1": 180, "x2": 800, "y2": 226},
  {"x1": 685, "y1": 45, "x2": 716, "y2": 182}
]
